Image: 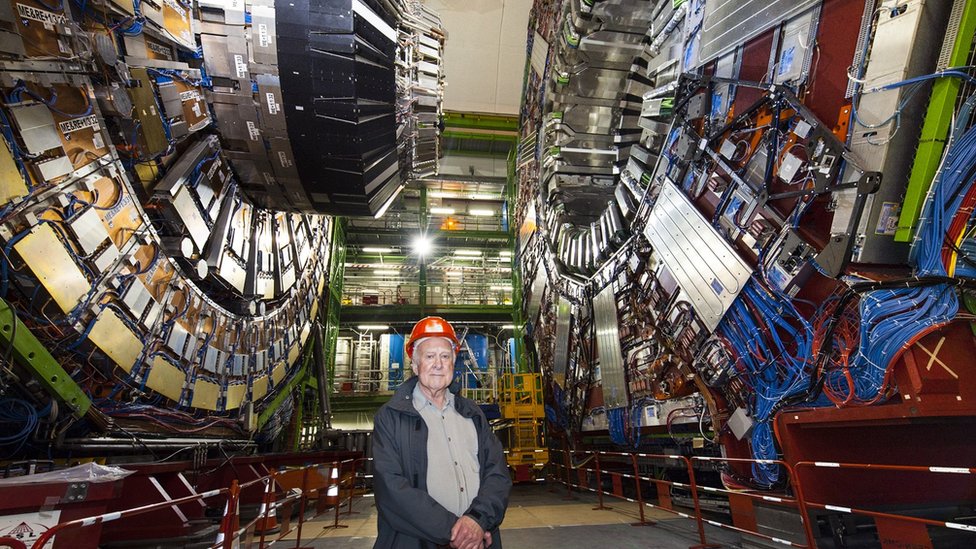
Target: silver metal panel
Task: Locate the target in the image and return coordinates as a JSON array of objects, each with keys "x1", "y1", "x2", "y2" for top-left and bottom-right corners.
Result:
[
  {"x1": 204, "y1": 346, "x2": 219, "y2": 373},
  {"x1": 552, "y1": 296, "x2": 571, "y2": 387},
  {"x1": 68, "y1": 208, "x2": 110, "y2": 255},
  {"x1": 526, "y1": 263, "x2": 547, "y2": 322},
  {"x1": 699, "y1": 0, "x2": 820, "y2": 66},
  {"x1": 171, "y1": 185, "x2": 211, "y2": 251},
  {"x1": 642, "y1": 180, "x2": 753, "y2": 331},
  {"x1": 11, "y1": 104, "x2": 62, "y2": 154},
  {"x1": 593, "y1": 284, "x2": 626, "y2": 409},
  {"x1": 167, "y1": 323, "x2": 190, "y2": 356},
  {"x1": 35, "y1": 156, "x2": 74, "y2": 181},
  {"x1": 93, "y1": 244, "x2": 120, "y2": 274},
  {"x1": 122, "y1": 278, "x2": 153, "y2": 319}
]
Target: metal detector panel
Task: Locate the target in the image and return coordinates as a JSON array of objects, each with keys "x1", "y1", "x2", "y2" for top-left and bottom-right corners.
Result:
[
  {"x1": 552, "y1": 296, "x2": 572, "y2": 387},
  {"x1": 699, "y1": 0, "x2": 820, "y2": 65},
  {"x1": 593, "y1": 285, "x2": 626, "y2": 409},
  {"x1": 642, "y1": 180, "x2": 752, "y2": 331}
]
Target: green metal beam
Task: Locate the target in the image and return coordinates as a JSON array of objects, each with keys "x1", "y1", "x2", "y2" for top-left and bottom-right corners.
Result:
[
  {"x1": 441, "y1": 130, "x2": 518, "y2": 143},
  {"x1": 0, "y1": 299, "x2": 90, "y2": 418},
  {"x1": 258, "y1": 349, "x2": 310, "y2": 429},
  {"x1": 506, "y1": 147, "x2": 530, "y2": 373},
  {"x1": 340, "y1": 304, "x2": 513, "y2": 324},
  {"x1": 442, "y1": 111, "x2": 519, "y2": 133},
  {"x1": 895, "y1": 0, "x2": 976, "y2": 242},
  {"x1": 324, "y1": 218, "x2": 347, "y2": 401},
  {"x1": 330, "y1": 393, "x2": 394, "y2": 413}
]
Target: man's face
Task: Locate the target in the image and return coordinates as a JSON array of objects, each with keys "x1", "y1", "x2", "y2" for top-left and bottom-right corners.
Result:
[{"x1": 414, "y1": 337, "x2": 455, "y2": 394}]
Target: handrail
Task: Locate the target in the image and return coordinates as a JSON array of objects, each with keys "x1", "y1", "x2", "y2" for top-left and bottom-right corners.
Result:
[
  {"x1": 26, "y1": 457, "x2": 372, "y2": 549},
  {"x1": 31, "y1": 486, "x2": 230, "y2": 549},
  {"x1": 688, "y1": 455, "x2": 815, "y2": 548},
  {"x1": 551, "y1": 449, "x2": 976, "y2": 548},
  {"x1": 795, "y1": 460, "x2": 976, "y2": 537}
]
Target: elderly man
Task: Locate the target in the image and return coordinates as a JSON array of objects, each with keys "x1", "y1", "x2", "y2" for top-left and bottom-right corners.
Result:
[{"x1": 372, "y1": 316, "x2": 511, "y2": 549}]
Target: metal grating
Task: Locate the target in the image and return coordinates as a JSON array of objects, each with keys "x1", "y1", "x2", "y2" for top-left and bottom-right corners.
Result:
[
  {"x1": 699, "y1": 0, "x2": 821, "y2": 66},
  {"x1": 937, "y1": 0, "x2": 968, "y2": 71},
  {"x1": 593, "y1": 284, "x2": 627, "y2": 409},
  {"x1": 642, "y1": 180, "x2": 753, "y2": 331},
  {"x1": 847, "y1": 0, "x2": 880, "y2": 98}
]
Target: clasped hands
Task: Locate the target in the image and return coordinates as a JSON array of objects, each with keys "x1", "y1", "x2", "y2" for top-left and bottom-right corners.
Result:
[{"x1": 449, "y1": 515, "x2": 491, "y2": 549}]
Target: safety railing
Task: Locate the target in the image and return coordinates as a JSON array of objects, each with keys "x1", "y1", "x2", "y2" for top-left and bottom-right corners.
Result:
[
  {"x1": 551, "y1": 449, "x2": 976, "y2": 548},
  {"x1": 550, "y1": 448, "x2": 719, "y2": 548},
  {"x1": 795, "y1": 460, "x2": 976, "y2": 546},
  {"x1": 688, "y1": 456, "x2": 814, "y2": 548},
  {"x1": 28, "y1": 456, "x2": 376, "y2": 549}
]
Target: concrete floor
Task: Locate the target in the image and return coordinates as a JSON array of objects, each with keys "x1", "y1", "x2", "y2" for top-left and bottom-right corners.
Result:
[{"x1": 271, "y1": 482, "x2": 743, "y2": 548}]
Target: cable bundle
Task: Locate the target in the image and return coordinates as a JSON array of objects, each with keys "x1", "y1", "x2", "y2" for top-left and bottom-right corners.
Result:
[
  {"x1": 606, "y1": 406, "x2": 628, "y2": 446},
  {"x1": 0, "y1": 398, "x2": 41, "y2": 456},
  {"x1": 822, "y1": 93, "x2": 976, "y2": 404},
  {"x1": 717, "y1": 278, "x2": 811, "y2": 487}
]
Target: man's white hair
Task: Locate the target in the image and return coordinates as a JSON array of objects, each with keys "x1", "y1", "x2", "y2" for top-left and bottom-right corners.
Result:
[{"x1": 412, "y1": 336, "x2": 456, "y2": 355}]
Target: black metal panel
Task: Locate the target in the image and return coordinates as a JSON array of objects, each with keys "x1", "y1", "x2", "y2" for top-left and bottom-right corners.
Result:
[{"x1": 276, "y1": 0, "x2": 398, "y2": 216}]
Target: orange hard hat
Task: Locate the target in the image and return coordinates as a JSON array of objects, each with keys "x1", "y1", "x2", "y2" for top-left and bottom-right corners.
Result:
[{"x1": 405, "y1": 316, "x2": 460, "y2": 359}]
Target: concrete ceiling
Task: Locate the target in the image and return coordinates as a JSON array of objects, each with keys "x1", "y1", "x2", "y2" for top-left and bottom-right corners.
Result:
[{"x1": 423, "y1": 0, "x2": 532, "y2": 115}]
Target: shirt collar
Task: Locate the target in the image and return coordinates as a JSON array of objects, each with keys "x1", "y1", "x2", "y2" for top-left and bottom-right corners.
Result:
[{"x1": 412, "y1": 382, "x2": 454, "y2": 412}]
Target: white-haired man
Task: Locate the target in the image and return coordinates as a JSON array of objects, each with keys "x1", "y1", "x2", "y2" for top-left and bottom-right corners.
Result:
[{"x1": 372, "y1": 316, "x2": 511, "y2": 548}]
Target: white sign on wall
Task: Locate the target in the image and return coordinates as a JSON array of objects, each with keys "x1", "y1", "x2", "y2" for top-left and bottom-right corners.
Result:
[{"x1": 0, "y1": 510, "x2": 61, "y2": 548}]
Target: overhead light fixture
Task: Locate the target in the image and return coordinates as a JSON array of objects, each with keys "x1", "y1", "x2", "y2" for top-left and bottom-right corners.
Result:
[
  {"x1": 373, "y1": 270, "x2": 400, "y2": 276},
  {"x1": 489, "y1": 285, "x2": 511, "y2": 291},
  {"x1": 455, "y1": 250, "x2": 482, "y2": 256},
  {"x1": 357, "y1": 325, "x2": 389, "y2": 330},
  {"x1": 469, "y1": 209, "x2": 495, "y2": 216},
  {"x1": 469, "y1": 194, "x2": 500, "y2": 200},
  {"x1": 430, "y1": 207, "x2": 455, "y2": 215},
  {"x1": 363, "y1": 247, "x2": 393, "y2": 253},
  {"x1": 445, "y1": 271, "x2": 463, "y2": 277},
  {"x1": 428, "y1": 191, "x2": 453, "y2": 198},
  {"x1": 501, "y1": 324, "x2": 516, "y2": 329},
  {"x1": 412, "y1": 235, "x2": 433, "y2": 256},
  {"x1": 499, "y1": 267, "x2": 512, "y2": 272},
  {"x1": 499, "y1": 250, "x2": 512, "y2": 257}
]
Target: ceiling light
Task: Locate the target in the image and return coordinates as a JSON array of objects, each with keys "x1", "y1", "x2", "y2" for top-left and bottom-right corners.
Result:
[
  {"x1": 363, "y1": 247, "x2": 393, "y2": 253},
  {"x1": 412, "y1": 235, "x2": 433, "y2": 256},
  {"x1": 430, "y1": 207, "x2": 455, "y2": 215},
  {"x1": 469, "y1": 209, "x2": 495, "y2": 216},
  {"x1": 499, "y1": 250, "x2": 512, "y2": 257},
  {"x1": 357, "y1": 325, "x2": 389, "y2": 330},
  {"x1": 501, "y1": 324, "x2": 516, "y2": 329},
  {"x1": 489, "y1": 285, "x2": 511, "y2": 290},
  {"x1": 455, "y1": 249, "x2": 482, "y2": 256},
  {"x1": 445, "y1": 271, "x2": 463, "y2": 277},
  {"x1": 373, "y1": 270, "x2": 400, "y2": 276},
  {"x1": 469, "y1": 194, "x2": 500, "y2": 200}
]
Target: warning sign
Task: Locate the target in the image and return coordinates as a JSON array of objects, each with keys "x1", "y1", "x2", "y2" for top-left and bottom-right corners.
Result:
[{"x1": 0, "y1": 510, "x2": 61, "y2": 548}]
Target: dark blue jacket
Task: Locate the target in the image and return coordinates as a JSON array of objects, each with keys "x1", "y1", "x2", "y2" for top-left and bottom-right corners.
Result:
[{"x1": 372, "y1": 376, "x2": 511, "y2": 548}]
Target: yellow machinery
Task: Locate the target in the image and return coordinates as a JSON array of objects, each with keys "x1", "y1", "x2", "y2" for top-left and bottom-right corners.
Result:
[{"x1": 498, "y1": 373, "x2": 548, "y2": 482}]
